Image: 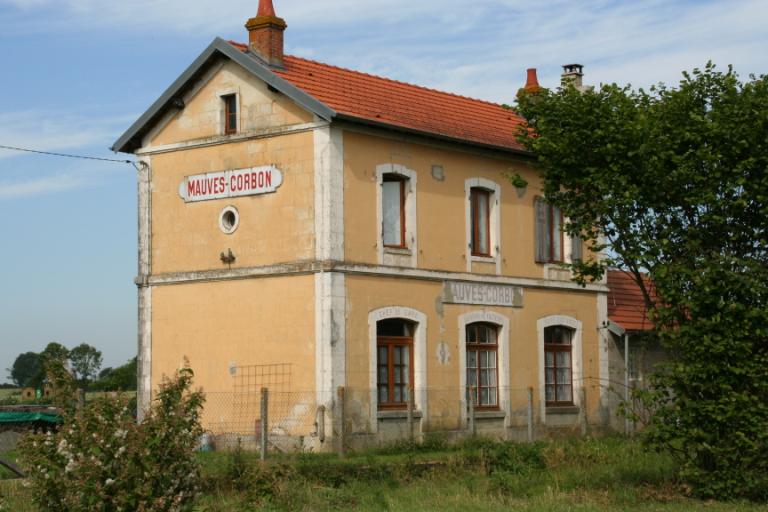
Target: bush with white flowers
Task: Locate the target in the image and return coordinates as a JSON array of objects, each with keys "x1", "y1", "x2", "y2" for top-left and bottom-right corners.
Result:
[{"x1": 19, "y1": 367, "x2": 204, "y2": 512}]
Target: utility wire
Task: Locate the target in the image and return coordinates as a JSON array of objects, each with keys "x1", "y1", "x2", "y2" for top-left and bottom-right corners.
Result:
[{"x1": 0, "y1": 144, "x2": 134, "y2": 165}]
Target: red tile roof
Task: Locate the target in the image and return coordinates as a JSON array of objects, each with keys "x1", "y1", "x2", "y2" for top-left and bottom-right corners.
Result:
[
  {"x1": 607, "y1": 270, "x2": 655, "y2": 332},
  {"x1": 230, "y1": 41, "x2": 526, "y2": 152}
]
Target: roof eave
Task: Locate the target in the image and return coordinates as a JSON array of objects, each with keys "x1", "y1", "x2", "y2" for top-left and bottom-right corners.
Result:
[
  {"x1": 334, "y1": 113, "x2": 532, "y2": 157},
  {"x1": 111, "y1": 37, "x2": 336, "y2": 154}
]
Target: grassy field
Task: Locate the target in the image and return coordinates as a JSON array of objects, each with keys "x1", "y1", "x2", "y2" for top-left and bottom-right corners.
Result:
[
  {"x1": 3, "y1": 437, "x2": 768, "y2": 511},
  {"x1": 193, "y1": 436, "x2": 768, "y2": 512},
  {"x1": 0, "y1": 389, "x2": 18, "y2": 400}
]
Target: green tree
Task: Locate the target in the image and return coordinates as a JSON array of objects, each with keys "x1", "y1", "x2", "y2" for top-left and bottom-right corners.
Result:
[
  {"x1": 92, "y1": 357, "x2": 137, "y2": 392},
  {"x1": 515, "y1": 63, "x2": 768, "y2": 499},
  {"x1": 69, "y1": 343, "x2": 103, "y2": 389},
  {"x1": 40, "y1": 342, "x2": 70, "y2": 363},
  {"x1": 9, "y1": 352, "x2": 43, "y2": 387}
]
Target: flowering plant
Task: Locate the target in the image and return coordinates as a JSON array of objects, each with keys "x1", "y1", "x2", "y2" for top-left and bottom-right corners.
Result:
[{"x1": 19, "y1": 366, "x2": 204, "y2": 511}]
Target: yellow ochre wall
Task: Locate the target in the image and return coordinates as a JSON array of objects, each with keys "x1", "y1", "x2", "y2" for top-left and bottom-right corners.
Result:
[
  {"x1": 150, "y1": 60, "x2": 313, "y2": 147},
  {"x1": 150, "y1": 275, "x2": 316, "y2": 394},
  {"x1": 343, "y1": 130, "x2": 575, "y2": 277},
  {"x1": 145, "y1": 60, "x2": 317, "y2": 275},
  {"x1": 149, "y1": 132, "x2": 316, "y2": 274}
]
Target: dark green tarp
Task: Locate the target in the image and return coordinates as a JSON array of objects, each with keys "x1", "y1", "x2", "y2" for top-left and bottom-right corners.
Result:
[{"x1": 0, "y1": 412, "x2": 61, "y2": 424}]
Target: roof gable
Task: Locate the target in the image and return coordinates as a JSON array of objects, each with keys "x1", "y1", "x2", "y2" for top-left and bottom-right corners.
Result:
[
  {"x1": 114, "y1": 38, "x2": 528, "y2": 155},
  {"x1": 112, "y1": 38, "x2": 334, "y2": 154}
]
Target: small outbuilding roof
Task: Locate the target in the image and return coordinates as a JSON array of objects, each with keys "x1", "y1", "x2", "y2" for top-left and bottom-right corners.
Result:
[{"x1": 607, "y1": 269, "x2": 655, "y2": 332}]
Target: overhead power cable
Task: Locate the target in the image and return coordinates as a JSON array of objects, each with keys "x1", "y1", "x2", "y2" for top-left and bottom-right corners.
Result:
[{"x1": 0, "y1": 144, "x2": 134, "y2": 165}]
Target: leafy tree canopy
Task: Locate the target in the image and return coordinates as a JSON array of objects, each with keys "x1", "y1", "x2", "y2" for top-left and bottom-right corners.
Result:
[
  {"x1": 9, "y1": 352, "x2": 43, "y2": 388},
  {"x1": 515, "y1": 63, "x2": 768, "y2": 499},
  {"x1": 92, "y1": 357, "x2": 137, "y2": 392},
  {"x1": 40, "y1": 342, "x2": 70, "y2": 364},
  {"x1": 68, "y1": 343, "x2": 103, "y2": 387}
]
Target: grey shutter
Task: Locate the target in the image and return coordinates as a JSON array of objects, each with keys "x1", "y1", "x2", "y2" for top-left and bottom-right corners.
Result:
[
  {"x1": 535, "y1": 197, "x2": 548, "y2": 263},
  {"x1": 571, "y1": 234, "x2": 583, "y2": 262}
]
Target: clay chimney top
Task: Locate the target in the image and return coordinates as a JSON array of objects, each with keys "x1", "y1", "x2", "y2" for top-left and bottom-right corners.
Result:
[
  {"x1": 257, "y1": 0, "x2": 276, "y2": 17},
  {"x1": 523, "y1": 68, "x2": 542, "y2": 94},
  {"x1": 246, "y1": 0, "x2": 287, "y2": 68}
]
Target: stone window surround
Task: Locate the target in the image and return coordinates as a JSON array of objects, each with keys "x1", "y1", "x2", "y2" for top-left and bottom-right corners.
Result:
[
  {"x1": 375, "y1": 164, "x2": 418, "y2": 268},
  {"x1": 464, "y1": 178, "x2": 501, "y2": 274},
  {"x1": 458, "y1": 310, "x2": 511, "y2": 428},
  {"x1": 368, "y1": 306, "x2": 427, "y2": 431},
  {"x1": 537, "y1": 315, "x2": 583, "y2": 422}
]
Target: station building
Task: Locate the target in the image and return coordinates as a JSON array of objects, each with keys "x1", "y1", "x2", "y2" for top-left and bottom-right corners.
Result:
[{"x1": 114, "y1": 0, "x2": 620, "y2": 447}]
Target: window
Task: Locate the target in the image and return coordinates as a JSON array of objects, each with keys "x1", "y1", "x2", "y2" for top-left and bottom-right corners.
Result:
[
  {"x1": 223, "y1": 94, "x2": 237, "y2": 135},
  {"x1": 544, "y1": 326, "x2": 573, "y2": 405},
  {"x1": 571, "y1": 235, "x2": 583, "y2": 262},
  {"x1": 464, "y1": 178, "x2": 500, "y2": 272},
  {"x1": 466, "y1": 322, "x2": 498, "y2": 408},
  {"x1": 535, "y1": 197, "x2": 563, "y2": 263},
  {"x1": 382, "y1": 174, "x2": 406, "y2": 248},
  {"x1": 377, "y1": 319, "x2": 414, "y2": 409},
  {"x1": 470, "y1": 188, "x2": 491, "y2": 256}
]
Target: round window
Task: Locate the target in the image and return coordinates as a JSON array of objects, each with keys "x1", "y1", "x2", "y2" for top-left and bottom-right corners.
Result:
[{"x1": 219, "y1": 206, "x2": 240, "y2": 234}]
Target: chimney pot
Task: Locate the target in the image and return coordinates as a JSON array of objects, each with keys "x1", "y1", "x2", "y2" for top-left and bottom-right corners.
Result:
[
  {"x1": 523, "y1": 68, "x2": 541, "y2": 94},
  {"x1": 246, "y1": 0, "x2": 287, "y2": 68}
]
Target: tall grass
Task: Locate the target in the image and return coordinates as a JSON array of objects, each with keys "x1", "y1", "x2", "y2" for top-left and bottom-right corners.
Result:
[
  {"x1": 193, "y1": 436, "x2": 768, "y2": 511},
  {"x1": 5, "y1": 437, "x2": 768, "y2": 511}
]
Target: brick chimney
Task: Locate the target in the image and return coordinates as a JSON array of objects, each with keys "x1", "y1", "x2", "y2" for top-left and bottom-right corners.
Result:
[{"x1": 245, "y1": 0, "x2": 287, "y2": 68}]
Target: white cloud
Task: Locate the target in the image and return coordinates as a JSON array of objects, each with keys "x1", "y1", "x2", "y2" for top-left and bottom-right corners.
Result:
[
  {"x1": 0, "y1": 111, "x2": 133, "y2": 161},
  {"x1": 2, "y1": 0, "x2": 765, "y2": 100},
  {"x1": 0, "y1": 172, "x2": 88, "y2": 199}
]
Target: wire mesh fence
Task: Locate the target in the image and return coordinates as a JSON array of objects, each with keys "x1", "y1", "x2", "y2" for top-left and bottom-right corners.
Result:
[
  {"x1": 202, "y1": 390, "x2": 319, "y2": 453},
  {"x1": 199, "y1": 377, "x2": 635, "y2": 457}
]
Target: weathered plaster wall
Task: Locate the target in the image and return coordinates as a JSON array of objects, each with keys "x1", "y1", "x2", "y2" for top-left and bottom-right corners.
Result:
[
  {"x1": 148, "y1": 130, "x2": 316, "y2": 274},
  {"x1": 342, "y1": 130, "x2": 581, "y2": 278},
  {"x1": 343, "y1": 274, "x2": 602, "y2": 435},
  {"x1": 150, "y1": 275, "x2": 316, "y2": 394},
  {"x1": 150, "y1": 60, "x2": 314, "y2": 147}
]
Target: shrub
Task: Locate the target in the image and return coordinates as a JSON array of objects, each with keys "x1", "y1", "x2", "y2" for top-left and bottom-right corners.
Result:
[{"x1": 19, "y1": 367, "x2": 205, "y2": 511}]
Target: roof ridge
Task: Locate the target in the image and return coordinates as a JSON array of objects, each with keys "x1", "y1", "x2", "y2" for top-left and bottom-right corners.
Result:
[{"x1": 226, "y1": 40, "x2": 515, "y2": 112}]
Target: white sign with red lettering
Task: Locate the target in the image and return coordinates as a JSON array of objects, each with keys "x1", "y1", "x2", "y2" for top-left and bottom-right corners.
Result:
[{"x1": 179, "y1": 166, "x2": 283, "y2": 203}]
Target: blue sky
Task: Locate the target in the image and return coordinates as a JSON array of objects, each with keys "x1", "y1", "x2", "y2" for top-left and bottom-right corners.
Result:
[{"x1": 1, "y1": 0, "x2": 766, "y2": 382}]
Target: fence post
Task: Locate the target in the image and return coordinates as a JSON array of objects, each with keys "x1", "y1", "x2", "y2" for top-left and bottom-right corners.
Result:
[
  {"x1": 260, "y1": 387, "x2": 269, "y2": 462},
  {"x1": 579, "y1": 387, "x2": 588, "y2": 437},
  {"x1": 527, "y1": 387, "x2": 534, "y2": 443},
  {"x1": 337, "y1": 386, "x2": 347, "y2": 458},
  {"x1": 316, "y1": 405, "x2": 326, "y2": 443},
  {"x1": 468, "y1": 386, "x2": 476, "y2": 436},
  {"x1": 406, "y1": 387, "x2": 415, "y2": 443}
]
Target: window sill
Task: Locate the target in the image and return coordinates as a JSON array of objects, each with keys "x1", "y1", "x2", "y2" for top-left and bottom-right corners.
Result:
[
  {"x1": 546, "y1": 405, "x2": 579, "y2": 415},
  {"x1": 473, "y1": 410, "x2": 506, "y2": 420},
  {"x1": 470, "y1": 255, "x2": 496, "y2": 264},
  {"x1": 377, "y1": 410, "x2": 423, "y2": 420},
  {"x1": 384, "y1": 247, "x2": 413, "y2": 256}
]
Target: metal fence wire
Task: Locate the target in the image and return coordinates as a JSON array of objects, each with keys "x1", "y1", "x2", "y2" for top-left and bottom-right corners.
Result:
[{"x1": 200, "y1": 377, "x2": 635, "y2": 457}]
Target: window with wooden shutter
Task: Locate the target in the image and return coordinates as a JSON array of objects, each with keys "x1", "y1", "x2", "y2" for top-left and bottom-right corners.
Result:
[
  {"x1": 571, "y1": 235, "x2": 583, "y2": 262},
  {"x1": 382, "y1": 174, "x2": 406, "y2": 248},
  {"x1": 470, "y1": 188, "x2": 491, "y2": 256},
  {"x1": 535, "y1": 197, "x2": 565, "y2": 263},
  {"x1": 535, "y1": 197, "x2": 548, "y2": 262}
]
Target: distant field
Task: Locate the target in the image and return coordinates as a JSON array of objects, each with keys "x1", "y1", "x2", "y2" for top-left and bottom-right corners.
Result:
[{"x1": 0, "y1": 389, "x2": 19, "y2": 400}]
